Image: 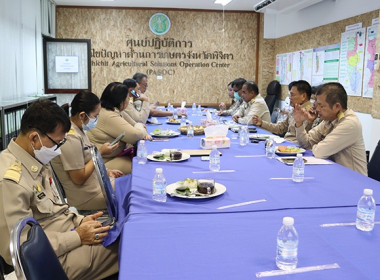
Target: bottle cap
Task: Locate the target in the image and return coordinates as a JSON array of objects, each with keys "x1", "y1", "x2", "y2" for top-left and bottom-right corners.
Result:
[
  {"x1": 283, "y1": 217, "x2": 294, "y2": 226},
  {"x1": 140, "y1": 140, "x2": 145, "y2": 144},
  {"x1": 296, "y1": 153, "x2": 302, "y2": 158},
  {"x1": 364, "y1": 188, "x2": 373, "y2": 196},
  {"x1": 212, "y1": 145, "x2": 217, "y2": 150},
  {"x1": 156, "y1": 168, "x2": 163, "y2": 173}
]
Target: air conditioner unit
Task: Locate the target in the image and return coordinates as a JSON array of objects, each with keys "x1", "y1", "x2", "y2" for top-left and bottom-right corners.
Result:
[{"x1": 254, "y1": 0, "x2": 276, "y2": 12}]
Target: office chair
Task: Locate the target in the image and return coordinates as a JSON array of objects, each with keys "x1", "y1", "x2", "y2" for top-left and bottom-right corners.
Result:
[
  {"x1": 368, "y1": 140, "x2": 380, "y2": 182},
  {"x1": 264, "y1": 80, "x2": 281, "y2": 114},
  {"x1": 9, "y1": 217, "x2": 68, "y2": 280},
  {"x1": 49, "y1": 163, "x2": 67, "y2": 203},
  {"x1": 89, "y1": 146, "x2": 118, "y2": 224},
  {"x1": 0, "y1": 255, "x2": 14, "y2": 280}
]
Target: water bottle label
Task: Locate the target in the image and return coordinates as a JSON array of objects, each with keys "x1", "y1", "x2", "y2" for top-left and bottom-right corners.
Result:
[
  {"x1": 277, "y1": 242, "x2": 297, "y2": 258},
  {"x1": 293, "y1": 167, "x2": 304, "y2": 176},
  {"x1": 357, "y1": 208, "x2": 375, "y2": 222}
]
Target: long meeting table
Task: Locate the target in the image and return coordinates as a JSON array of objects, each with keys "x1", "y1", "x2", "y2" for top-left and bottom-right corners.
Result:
[{"x1": 115, "y1": 113, "x2": 380, "y2": 279}]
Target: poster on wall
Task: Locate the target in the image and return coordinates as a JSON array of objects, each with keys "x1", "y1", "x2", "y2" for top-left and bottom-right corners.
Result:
[
  {"x1": 312, "y1": 44, "x2": 340, "y2": 86},
  {"x1": 362, "y1": 24, "x2": 378, "y2": 98},
  {"x1": 276, "y1": 53, "x2": 292, "y2": 85},
  {"x1": 291, "y1": 49, "x2": 313, "y2": 84},
  {"x1": 55, "y1": 56, "x2": 79, "y2": 73},
  {"x1": 338, "y1": 27, "x2": 365, "y2": 97}
]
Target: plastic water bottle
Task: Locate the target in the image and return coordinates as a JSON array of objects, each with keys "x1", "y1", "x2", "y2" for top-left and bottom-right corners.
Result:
[
  {"x1": 209, "y1": 145, "x2": 221, "y2": 172},
  {"x1": 292, "y1": 153, "x2": 304, "y2": 182},
  {"x1": 276, "y1": 217, "x2": 298, "y2": 270},
  {"x1": 136, "y1": 140, "x2": 147, "y2": 164},
  {"x1": 180, "y1": 116, "x2": 187, "y2": 127},
  {"x1": 192, "y1": 102, "x2": 196, "y2": 115},
  {"x1": 239, "y1": 126, "x2": 249, "y2": 146},
  {"x1": 356, "y1": 188, "x2": 376, "y2": 231},
  {"x1": 187, "y1": 121, "x2": 194, "y2": 138},
  {"x1": 152, "y1": 168, "x2": 167, "y2": 202},
  {"x1": 197, "y1": 105, "x2": 202, "y2": 116},
  {"x1": 265, "y1": 139, "x2": 275, "y2": 158}
]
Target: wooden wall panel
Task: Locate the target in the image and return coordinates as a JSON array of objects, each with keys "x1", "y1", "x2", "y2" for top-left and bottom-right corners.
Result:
[{"x1": 56, "y1": 7, "x2": 259, "y2": 105}]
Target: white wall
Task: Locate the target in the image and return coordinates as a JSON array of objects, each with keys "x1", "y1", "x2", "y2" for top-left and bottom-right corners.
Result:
[
  {"x1": 264, "y1": 0, "x2": 380, "y2": 39},
  {"x1": 0, "y1": 0, "x2": 44, "y2": 101}
]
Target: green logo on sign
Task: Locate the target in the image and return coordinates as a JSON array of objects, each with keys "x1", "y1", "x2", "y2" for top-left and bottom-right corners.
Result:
[{"x1": 149, "y1": 13, "x2": 171, "y2": 36}]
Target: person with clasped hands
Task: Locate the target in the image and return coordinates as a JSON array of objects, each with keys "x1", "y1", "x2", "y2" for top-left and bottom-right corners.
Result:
[
  {"x1": 51, "y1": 91, "x2": 123, "y2": 212},
  {"x1": 293, "y1": 82, "x2": 367, "y2": 175},
  {"x1": 0, "y1": 99, "x2": 118, "y2": 279},
  {"x1": 252, "y1": 80, "x2": 313, "y2": 144}
]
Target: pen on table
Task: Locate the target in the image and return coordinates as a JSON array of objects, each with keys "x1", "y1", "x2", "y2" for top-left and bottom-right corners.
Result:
[
  {"x1": 217, "y1": 199, "x2": 266, "y2": 210},
  {"x1": 269, "y1": 177, "x2": 314, "y2": 180},
  {"x1": 192, "y1": 170, "x2": 235, "y2": 174}
]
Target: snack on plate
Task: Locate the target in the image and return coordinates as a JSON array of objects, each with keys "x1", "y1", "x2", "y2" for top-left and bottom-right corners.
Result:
[
  {"x1": 168, "y1": 118, "x2": 180, "y2": 123},
  {"x1": 178, "y1": 125, "x2": 205, "y2": 135},
  {"x1": 151, "y1": 128, "x2": 177, "y2": 136},
  {"x1": 197, "y1": 179, "x2": 215, "y2": 194},
  {"x1": 170, "y1": 151, "x2": 182, "y2": 160},
  {"x1": 277, "y1": 145, "x2": 302, "y2": 153}
]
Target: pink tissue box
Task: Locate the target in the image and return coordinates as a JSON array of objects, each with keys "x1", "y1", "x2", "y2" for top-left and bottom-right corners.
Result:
[{"x1": 200, "y1": 136, "x2": 230, "y2": 149}]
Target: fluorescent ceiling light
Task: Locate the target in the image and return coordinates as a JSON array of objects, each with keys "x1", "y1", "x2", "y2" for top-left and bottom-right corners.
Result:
[{"x1": 214, "y1": 0, "x2": 232, "y2": 6}]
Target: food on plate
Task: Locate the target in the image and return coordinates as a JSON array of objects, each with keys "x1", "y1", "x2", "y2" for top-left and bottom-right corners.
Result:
[
  {"x1": 151, "y1": 128, "x2": 177, "y2": 136},
  {"x1": 175, "y1": 178, "x2": 198, "y2": 195},
  {"x1": 197, "y1": 179, "x2": 215, "y2": 194},
  {"x1": 170, "y1": 151, "x2": 182, "y2": 160},
  {"x1": 168, "y1": 118, "x2": 180, "y2": 123},
  {"x1": 277, "y1": 145, "x2": 302, "y2": 153},
  {"x1": 178, "y1": 125, "x2": 205, "y2": 135}
]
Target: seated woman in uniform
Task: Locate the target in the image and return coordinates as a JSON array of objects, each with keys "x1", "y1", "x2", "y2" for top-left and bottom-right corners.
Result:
[
  {"x1": 87, "y1": 82, "x2": 151, "y2": 174},
  {"x1": 51, "y1": 90, "x2": 123, "y2": 211}
]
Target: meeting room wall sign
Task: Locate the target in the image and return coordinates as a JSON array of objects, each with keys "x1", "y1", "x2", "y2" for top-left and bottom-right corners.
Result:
[{"x1": 56, "y1": 8, "x2": 259, "y2": 104}]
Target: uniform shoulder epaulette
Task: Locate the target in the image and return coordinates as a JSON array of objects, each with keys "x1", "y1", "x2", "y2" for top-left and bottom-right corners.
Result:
[
  {"x1": 67, "y1": 128, "x2": 76, "y2": 135},
  {"x1": 3, "y1": 162, "x2": 22, "y2": 183},
  {"x1": 305, "y1": 104, "x2": 312, "y2": 111}
]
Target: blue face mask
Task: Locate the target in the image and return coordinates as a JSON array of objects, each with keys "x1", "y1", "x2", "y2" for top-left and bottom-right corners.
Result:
[
  {"x1": 234, "y1": 91, "x2": 242, "y2": 101},
  {"x1": 83, "y1": 114, "x2": 98, "y2": 131}
]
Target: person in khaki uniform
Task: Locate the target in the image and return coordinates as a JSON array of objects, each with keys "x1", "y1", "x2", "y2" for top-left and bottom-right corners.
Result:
[
  {"x1": 252, "y1": 80, "x2": 313, "y2": 144},
  {"x1": 0, "y1": 99, "x2": 118, "y2": 280},
  {"x1": 233, "y1": 81, "x2": 271, "y2": 124},
  {"x1": 293, "y1": 82, "x2": 367, "y2": 175},
  {"x1": 122, "y1": 79, "x2": 151, "y2": 124},
  {"x1": 87, "y1": 82, "x2": 151, "y2": 174},
  {"x1": 51, "y1": 91, "x2": 123, "y2": 211}
]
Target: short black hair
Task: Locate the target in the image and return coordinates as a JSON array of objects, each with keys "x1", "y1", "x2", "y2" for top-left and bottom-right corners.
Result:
[
  {"x1": 100, "y1": 82, "x2": 129, "y2": 111},
  {"x1": 288, "y1": 81, "x2": 296, "y2": 91},
  {"x1": 292, "y1": 80, "x2": 312, "y2": 100},
  {"x1": 244, "y1": 81, "x2": 259, "y2": 95},
  {"x1": 132, "y1": 73, "x2": 147, "y2": 84},
  {"x1": 20, "y1": 99, "x2": 71, "y2": 134},
  {"x1": 232, "y1": 78, "x2": 247, "y2": 91},
  {"x1": 123, "y1": 78, "x2": 137, "y2": 90},
  {"x1": 316, "y1": 82, "x2": 347, "y2": 110},
  {"x1": 62, "y1": 90, "x2": 100, "y2": 116}
]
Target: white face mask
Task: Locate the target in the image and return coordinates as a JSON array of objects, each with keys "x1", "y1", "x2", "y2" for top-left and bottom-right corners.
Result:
[{"x1": 32, "y1": 133, "x2": 61, "y2": 165}]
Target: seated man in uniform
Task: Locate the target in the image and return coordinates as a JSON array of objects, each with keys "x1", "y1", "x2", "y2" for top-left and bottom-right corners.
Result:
[
  {"x1": 232, "y1": 81, "x2": 270, "y2": 124},
  {"x1": 293, "y1": 82, "x2": 367, "y2": 175},
  {"x1": 0, "y1": 99, "x2": 118, "y2": 279},
  {"x1": 218, "y1": 78, "x2": 246, "y2": 116},
  {"x1": 252, "y1": 80, "x2": 313, "y2": 144}
]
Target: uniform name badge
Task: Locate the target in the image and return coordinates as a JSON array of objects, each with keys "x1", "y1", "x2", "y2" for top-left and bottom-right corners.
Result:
[{"x1": 34, "y1": 183, "x2": 46, "y2": 200}]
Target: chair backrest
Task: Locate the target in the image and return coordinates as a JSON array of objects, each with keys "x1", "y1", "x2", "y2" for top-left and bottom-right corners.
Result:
[
  {"x1": 368, "y1": 140, "x2": 380, "y2": 182},
  {"x1": 9, "y1": 217, "x2": 68, "y2": 280},
  {"x1": 89, "y1": 146, "x2": 118, "y2": 220},
  {"x1": 49, "y1": 163, "x2": 66, "y2": 203},
  {"x1": 0, "y1": 255, "x2": 14, "y2": 280},
  {"x1": 265, "y1": 80, "x2": 281, "y2": 114}
]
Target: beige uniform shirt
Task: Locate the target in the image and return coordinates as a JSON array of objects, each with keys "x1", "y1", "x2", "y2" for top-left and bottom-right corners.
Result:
[
  {"x1": 295, "y1": 108, "x2": 367, "y2": 175},
  {"x1": 123, "y1": 99, "x2": 150, "y2": 124},
  {"x1": 0, "y1": 140, "x2": 82, "y2": 265},
  {"x1": 233, "y1": 94, "x2": 271, "y2": 124},
  {"x1": 220, "y1": 99, "x2": 242, "y2": 116},
  {"x1": 261, "y1": 101, "x2": 313, "y2": 144},
  {"x1": 87, "y1": 107, "x2": 146, "y2": 160},
  {"x1": 51, "y1": 122, "x2": 105, "y2": 210}
]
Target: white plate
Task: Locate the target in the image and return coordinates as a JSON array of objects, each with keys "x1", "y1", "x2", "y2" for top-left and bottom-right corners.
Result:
[
  {"x1": 166, "y1": 182, "x2": 226, "y2": 199},
  {"x1": 166, "y1": 120, "x2": 181, "y2": 125},
  {"x1": 150, "y1": 130, "x2": 180, "y2": 138},
  {"x1": 249, "y1": 134, "x2": 272, "y2": 140},
  {"x1": 147, "y1": 153, "x2": 190, "y2": 162},
  {"x1": 275, "y1": 147, "x2": 306, "y2": 156}
]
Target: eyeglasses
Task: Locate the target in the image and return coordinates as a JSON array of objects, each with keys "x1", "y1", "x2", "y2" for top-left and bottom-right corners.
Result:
[{"x1": 44, "y1": 133, "x2": 67, "y2": 151}]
